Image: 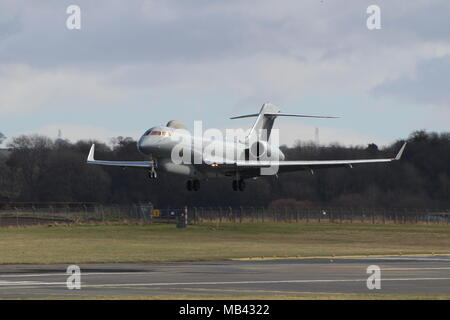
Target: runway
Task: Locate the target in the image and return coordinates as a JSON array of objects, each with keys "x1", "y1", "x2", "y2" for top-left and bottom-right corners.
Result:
[{"x1": 0, "y1": 255, "x2": 449, "y2": 299}]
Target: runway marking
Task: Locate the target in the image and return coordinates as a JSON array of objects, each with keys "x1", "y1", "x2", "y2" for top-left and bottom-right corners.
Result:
[
  {"x1": 0, "y1": 272, "x2": 156, "y2": 278},
  {"x1": 1, "y1": 277, "x2": 450, "y2": 290},
  {"x1": 0, "y1": 281, "x2": 66, "y2": 286},
  {"x1": 166, "y1": 286, "x2": 345, "y2": 296},
  {"x1": 366, "y1": 257, "x2": 450, "y2": 262},
  {"x1": 2, "y1": 263, "x2": 449, "y2": 279},
  {"x1": 232, "y1": 253, "x2": 450, "y2": 261},
  {"x1": 68, "y1": 277, "x2": 450, "y2": 288},
  {"x1": 1, "y1": 266, "x2": 449, "y2": 280},
  {"x1": 382, "y1": 267, "x2": 450, "y2": 271}
]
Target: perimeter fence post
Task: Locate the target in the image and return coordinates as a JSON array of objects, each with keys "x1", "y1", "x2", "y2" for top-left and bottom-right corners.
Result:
[
  {"x1": 239, "y1": 206, "x2": 243, "y2": 223},
  {"x1": 15, "y1": 207, "x2": 19, "y2": 227},
  {"x1": 192, "y1": 207, "x2": 196, "y2": 223}
]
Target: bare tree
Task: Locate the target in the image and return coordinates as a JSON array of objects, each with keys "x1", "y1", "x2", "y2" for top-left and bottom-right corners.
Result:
[
  {"x1": 7, "y1": 135, "x2": 54, "y2": 201},
  {"x1": 0, "y1": 130, "x2": 448, "y2": 207}
]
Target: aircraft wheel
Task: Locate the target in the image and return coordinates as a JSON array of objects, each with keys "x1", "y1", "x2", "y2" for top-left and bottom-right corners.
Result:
[
  {"x1": 238, "y1": 179, "x2": 246, "y2": 191},
  {"x1": 148, "y1": 168, "x2": 157, "y2": 179},
  {"x1": 232, "y1": 180, "x2": 238, "y2": 191},
  {"x1": 186, "y1": 180, "x2": 193, "y2": 191},
  {"x1": 193, "y1": 179, "x2": 200, "y2": 191}
]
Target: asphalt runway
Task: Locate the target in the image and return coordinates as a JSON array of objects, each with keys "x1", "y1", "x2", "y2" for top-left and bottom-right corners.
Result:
[{"x1": 1, "y1": 255, "x2": 450, "y2": 299}]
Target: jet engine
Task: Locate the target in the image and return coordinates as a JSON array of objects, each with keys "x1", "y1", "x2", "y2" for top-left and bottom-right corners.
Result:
[{"x1": 243, "y1": 141, "x2": 270, "y2": 160}]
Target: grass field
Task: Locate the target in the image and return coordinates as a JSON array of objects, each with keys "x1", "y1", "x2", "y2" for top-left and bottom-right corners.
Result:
[{"x1": 0, "y1": 222, "x2": 449, "y2": 264}]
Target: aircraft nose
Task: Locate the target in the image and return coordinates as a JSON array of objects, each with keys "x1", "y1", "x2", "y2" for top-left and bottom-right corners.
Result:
[
  {"x1": 138, "y1": 135, "x2": 161, "y2": 155},
  {"x1": 137, "y1": 136, "x2": 145, "y2": 154},
  {"x1": 137, "y1": 135, "x2": 153, "y2": 154}
]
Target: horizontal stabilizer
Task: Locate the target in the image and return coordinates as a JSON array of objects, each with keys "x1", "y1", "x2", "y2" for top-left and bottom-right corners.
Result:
[
  {"x1": 264, "y1": 113, "x2": 338, "y2": 119},
  {"x1": 230, "y1": 103, "x2": 338, "y2": 142},
  {"x1": 231, "y1": 113, "x2": 339, "y2": 119},
  {"x1": 230, "y1": 112, "x2": 339, "y2": 120}
]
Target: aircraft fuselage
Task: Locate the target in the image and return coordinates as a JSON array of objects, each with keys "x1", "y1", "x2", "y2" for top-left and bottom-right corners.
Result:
[{"x1": 137, "y1": 125, "x2": 285, "y2": 179}]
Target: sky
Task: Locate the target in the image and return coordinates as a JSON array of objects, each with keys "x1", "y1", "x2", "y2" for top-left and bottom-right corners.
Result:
[{"x1": 1, "y1": 0, "x2": 449, "y2": 147}]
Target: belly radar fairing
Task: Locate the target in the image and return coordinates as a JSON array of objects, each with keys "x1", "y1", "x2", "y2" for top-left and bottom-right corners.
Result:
[{"x1": 87, "y1": 103, "x2": 407, "y2": 192}]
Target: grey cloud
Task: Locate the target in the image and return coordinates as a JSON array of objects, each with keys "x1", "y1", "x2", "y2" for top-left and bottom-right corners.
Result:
[
  {"x1": 1, "y1": 0, "x2": 430, "y2": 68},
  {"x1": 0, "y1": 1, "x2": 258, "y2": 68},
  {"x1": 2, "y1": 0, "x2": 450, "y2": 105},
  {"x1": 372, "y1": 54, "x2": 450, "y2": 107},
  {"x1": 390, "y1": 1, "x2": 450, "y2": 42},
  {"x1": 0, "y1": 16, "x2": 22, "y2": 43}
]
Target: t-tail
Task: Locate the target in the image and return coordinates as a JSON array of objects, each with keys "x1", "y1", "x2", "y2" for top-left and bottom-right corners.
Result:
[{"x1": 230, "y1": 103, "x2": 339, "y2": 142}]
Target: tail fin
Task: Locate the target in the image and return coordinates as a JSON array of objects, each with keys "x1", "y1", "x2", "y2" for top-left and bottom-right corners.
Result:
[
  {"x1": 245, "y1": 103, "x2": 280, "y2": 141},
  {"x1": 230, "y1": 103, "x2": 338, "y2": 142}
]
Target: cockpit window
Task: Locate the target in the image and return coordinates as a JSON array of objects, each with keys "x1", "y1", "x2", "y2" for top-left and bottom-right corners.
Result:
[{"x1": 144, "y1": 130, "x2": 171, "y2": 137}]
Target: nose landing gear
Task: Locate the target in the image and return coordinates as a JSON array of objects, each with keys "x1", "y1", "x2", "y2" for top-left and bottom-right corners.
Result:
[{"x1": 186, "y1": 179, "x2": 200, "y2": 191}]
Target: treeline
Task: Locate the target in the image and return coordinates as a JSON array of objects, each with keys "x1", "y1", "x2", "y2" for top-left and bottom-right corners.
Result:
[{"x1": 0, "y1": 130, "x2": 449, "y2": 208}]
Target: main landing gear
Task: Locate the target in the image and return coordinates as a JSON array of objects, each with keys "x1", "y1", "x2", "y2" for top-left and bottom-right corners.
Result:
[
  {"x1": 232, "y1": 179, "x2": 246, "y2": 192},
  {"x1": 148, "y1": 167, "x2": 157, "y2": 179},
  {"x1": 186, "y1": 179, "x2": 200, "y2": 191}
]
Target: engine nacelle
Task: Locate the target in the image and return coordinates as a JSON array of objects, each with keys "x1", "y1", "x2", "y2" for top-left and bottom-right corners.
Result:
[
  {"x1": 249, "y1": 140, "x2": 268, "y2": 159},
  {"x1": 158, "y1": 159, "x2": 206, "y2": 179},
  {"x1": 245, "y1": 141, "x2": 284, "y2": 161}
]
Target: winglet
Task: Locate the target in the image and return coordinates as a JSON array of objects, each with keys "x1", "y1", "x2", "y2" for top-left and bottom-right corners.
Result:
[
  {"x1": 87, "y1": 144, "x2": 95, "y2": 162},
  {"x1": 395, "y1": 142, "x2": 407, "y2": 160}
]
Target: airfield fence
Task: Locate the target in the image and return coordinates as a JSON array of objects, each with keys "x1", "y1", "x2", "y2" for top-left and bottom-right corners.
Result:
[
  {"x1": 0, "y1": 203, "x2": 449, "y2": 227},
  {"x1": 187, "y1": 206, "x2": 450, "y2": 225}
]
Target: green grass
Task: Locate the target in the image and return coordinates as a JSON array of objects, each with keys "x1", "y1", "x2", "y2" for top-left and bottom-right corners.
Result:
[{"x1": 0, "y1": 222, "x2": 449, "y2": 264}]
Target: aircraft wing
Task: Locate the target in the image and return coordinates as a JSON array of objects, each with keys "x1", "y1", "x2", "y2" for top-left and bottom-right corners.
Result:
[
  {"x1": 240, "y1": 142, "x2": 406, "y2": 170},
  {"x1": 86, "y1": 144, "x2": 155, "y2": 168},
  {"x1": 206, "y1": 142, "x2": 407, "y2": 173}
]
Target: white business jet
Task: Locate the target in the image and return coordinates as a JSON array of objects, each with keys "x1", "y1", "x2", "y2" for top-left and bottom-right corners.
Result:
[{"x1": 87, "y1": 103, "x2": 406, "y2": 191}]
